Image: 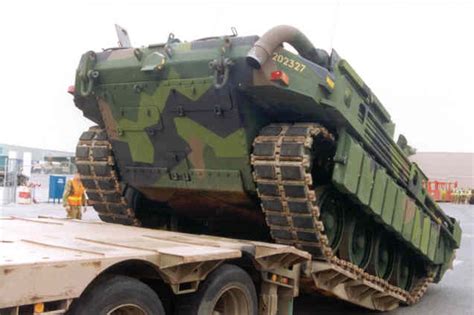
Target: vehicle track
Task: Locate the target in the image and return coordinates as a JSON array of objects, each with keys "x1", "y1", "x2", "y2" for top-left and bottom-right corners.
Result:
[
  {"x1": 75, "y1": 127, "x2": 141, "y2": 226},
  {"x1": 251, "y1": 123, "x2": 431, "y2": 310}
]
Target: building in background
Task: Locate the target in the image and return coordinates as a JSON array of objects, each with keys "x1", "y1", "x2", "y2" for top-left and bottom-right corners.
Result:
[
  {"x1": 0, "y1": 143, "x2": 75, "y2": 175},
  {"x1": 0, "y1": 144, "x2": 73, "y2": 162},
  {"x1": 410, "y1": 152, "x2": 474, "y2": 189}
]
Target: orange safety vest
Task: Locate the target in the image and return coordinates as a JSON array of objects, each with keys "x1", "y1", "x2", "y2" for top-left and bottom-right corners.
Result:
[{"x1": 67, "y1": 179, "x2": 85, "y2": 206}]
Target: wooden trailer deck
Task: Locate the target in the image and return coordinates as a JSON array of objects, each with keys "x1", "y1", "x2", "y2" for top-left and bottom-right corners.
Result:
[{"x1": 0, "y1": 216, "x2": 309, "y2": 311}]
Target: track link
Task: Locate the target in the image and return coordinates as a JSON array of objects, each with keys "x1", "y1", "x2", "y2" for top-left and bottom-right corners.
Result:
[
  {"x1": 251, "y1": 123, "x2": 432, "y2": 310},
  {"x1": 75, "y1": 126, "x2": 141, "y2": 226}
]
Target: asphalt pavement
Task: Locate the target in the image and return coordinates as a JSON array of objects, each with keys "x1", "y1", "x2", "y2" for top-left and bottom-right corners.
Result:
[
  {"x1": 0, "y1": 201, "x2": 472, "y2": 314},
  {"x1": 294, "y1": 203, "x2": 474, "y2": 314}
]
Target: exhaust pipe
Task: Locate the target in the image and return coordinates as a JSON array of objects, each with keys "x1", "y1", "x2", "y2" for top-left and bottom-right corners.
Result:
[{"x1": 246, "y1": 25, "x2": 329, "y2": 69}]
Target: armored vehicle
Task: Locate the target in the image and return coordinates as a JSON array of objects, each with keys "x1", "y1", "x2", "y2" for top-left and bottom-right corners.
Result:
[{"x1": 72, "y1": 25, "x2": 461, "y2": 308}]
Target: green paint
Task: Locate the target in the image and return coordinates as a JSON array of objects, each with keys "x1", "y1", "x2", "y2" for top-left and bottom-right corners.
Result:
[
  {"x1": 121, "y1": 131, "x2": 154, "y2": 164},
  {"x1": 370, "y1": 168, "x2": 387, "y2": 216},
  {"x1": 356, "y1": 155, "x2": 374, "y2": 206},
  {"x1": 392, "y1": 187, "x2": 406, "y2": 233},
  {"x1": 174, "y1": 117, "x2": 247, "y2": 158},
  {"x1": 420, "y1": 215, "x2": 432, "y2": 255}
]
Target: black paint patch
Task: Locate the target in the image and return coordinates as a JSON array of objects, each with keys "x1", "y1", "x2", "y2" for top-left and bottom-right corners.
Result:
[
  {"x1": 74, "y1": 95, "x2": 103, "y2": 127},
  {"x1": 165, "y1": 87, "x2": 241, "y2": 138}
]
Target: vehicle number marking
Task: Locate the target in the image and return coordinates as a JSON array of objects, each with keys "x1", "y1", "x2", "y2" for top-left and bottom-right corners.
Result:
[{"x1": 272, "y1": 53, "x2": 306, "y2": 72}]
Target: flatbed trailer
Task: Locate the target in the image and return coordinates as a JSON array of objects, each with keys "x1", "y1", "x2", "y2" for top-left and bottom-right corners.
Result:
[
  {"x1": 0, "y1": 216, "x2": 308, "y2": 315},
  {"x1": 1, "y1": 216, "x2": 427, "y2": 314}
]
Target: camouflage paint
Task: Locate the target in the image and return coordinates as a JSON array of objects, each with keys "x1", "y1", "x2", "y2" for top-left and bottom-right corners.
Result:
[{"x1": 73, "y1": 27, "x2": 460, "y2": 279}]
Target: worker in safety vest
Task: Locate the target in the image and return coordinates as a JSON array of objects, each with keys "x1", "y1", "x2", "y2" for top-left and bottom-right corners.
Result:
[{"x1": 62, "y1": 173, "x2": 87, "y2": 219}]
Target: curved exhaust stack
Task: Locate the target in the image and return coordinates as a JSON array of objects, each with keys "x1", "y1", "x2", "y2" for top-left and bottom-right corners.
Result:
[{"x1": 246, "y1": 25, "x2": 329, "y2": 69}]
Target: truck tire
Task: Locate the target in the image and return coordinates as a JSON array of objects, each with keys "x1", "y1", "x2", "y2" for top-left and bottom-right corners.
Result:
[
  {"x1": 177, "y1": 264, "x2": 258, "y2": 315},
  {"x1": 68, "y1": 275, "x2": 165, "y2": 315}
]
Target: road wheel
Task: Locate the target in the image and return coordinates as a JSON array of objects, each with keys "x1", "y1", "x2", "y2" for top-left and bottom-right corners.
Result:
[
  {"x1": 69, "y1": 275, "x2": 165, "y2": 315},
  {"x1": 177, "y1": 264, "x2": 258, "y2": 315},
  {"x1": 391, "y1": 252, "x2": 416, "y2": 291},
  {"x1": 339, "y1": 214, "x2": 374, "y2": 270},
  {"x1": 316, "y1": 188, "x2": 345, "y2": 251},
  {"x1": 367, "y1": 229, "x2": 396, "y2": 280}
]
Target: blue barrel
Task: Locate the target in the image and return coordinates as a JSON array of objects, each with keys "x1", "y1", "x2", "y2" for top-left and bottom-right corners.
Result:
[{"x1": 49, "y1": 175, "x2": 67, "y2": 203}]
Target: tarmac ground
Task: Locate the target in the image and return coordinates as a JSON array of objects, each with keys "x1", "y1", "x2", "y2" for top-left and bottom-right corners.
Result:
[
  {"x1": 294, "y1": 204, "x2": 473, "y2": 314},
  {"x1": 0, "y1": 192, "x2": 472, "y2": 314}
]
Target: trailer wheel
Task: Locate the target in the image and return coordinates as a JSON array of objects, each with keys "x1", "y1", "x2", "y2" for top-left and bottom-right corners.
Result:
[
  {"x1": 69, "y1": 275, "x2": 165, "y2": 315},
  {"x1": 177, "y1": 264, "x2": 258, "y2": 315}
]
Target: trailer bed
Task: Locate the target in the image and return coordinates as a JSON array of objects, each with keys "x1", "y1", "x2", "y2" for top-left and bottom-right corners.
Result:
[{"x1": 0, "y1": 216, "x2": 309, "y2": 311}]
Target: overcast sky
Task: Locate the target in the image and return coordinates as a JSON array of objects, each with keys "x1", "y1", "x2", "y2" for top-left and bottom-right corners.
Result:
[{"x1": 0, "y1": 0, "x2": 472, "y2": 153}]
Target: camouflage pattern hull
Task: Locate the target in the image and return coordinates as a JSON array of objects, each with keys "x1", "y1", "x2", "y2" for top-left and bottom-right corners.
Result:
[{"x1": 73, "y1": 25, "x2": 461, "y2": 310}]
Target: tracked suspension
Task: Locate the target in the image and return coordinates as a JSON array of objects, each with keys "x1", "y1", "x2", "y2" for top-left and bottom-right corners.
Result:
[
  {"x1": 75, "y1": 127, "x2": 141, "y2": 226},
  {"x1": 251, "y1": 123, "x2": 432, "y2": 310}
]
